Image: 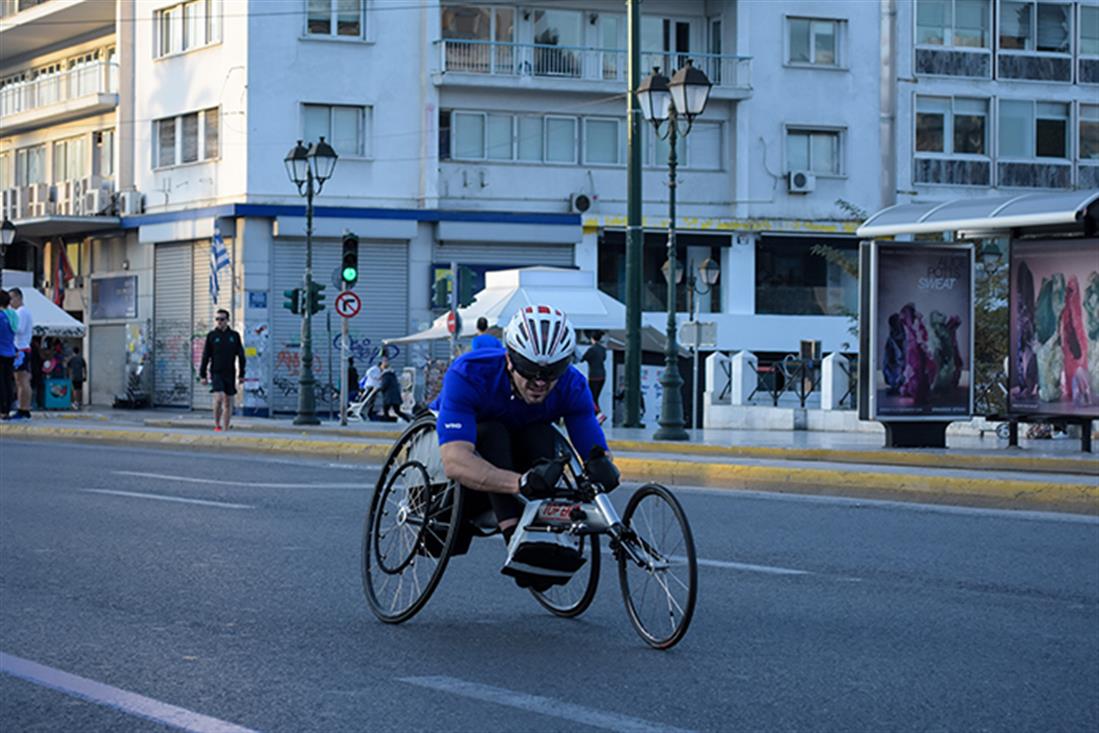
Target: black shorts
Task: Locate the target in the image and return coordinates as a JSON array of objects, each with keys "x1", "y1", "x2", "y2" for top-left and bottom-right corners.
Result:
[
  {"x1": 72, "y1": 380, "x2": 84, "y2": 390},
  {"x1": 14, "y1": 351, "x2": 30, "y2": 372},
  {"x1": 210, "y1": 372, "x2": 237, "y2": 396}
]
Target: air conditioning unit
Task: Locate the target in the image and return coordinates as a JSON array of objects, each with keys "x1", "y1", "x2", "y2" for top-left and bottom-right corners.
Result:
[
  {"x1": 120, "y1": 190, "x2": 144, "y2": 215},
  {"x1": 85, "y1": 188, "x2": 107, "y2": 215},
  {"x1": 569, "y1": 192, "x2": 592, "y2": 213},
  {"x1": 787, "y1": 170, "x2": 816, "y2": 194}
]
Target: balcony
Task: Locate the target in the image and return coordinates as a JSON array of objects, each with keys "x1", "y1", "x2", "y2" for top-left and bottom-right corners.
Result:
[
  {"x1": 0, "y1": 60, "x2": 118, "y2": 135},
  {"x1": 436, "y1": 40, "x2": 751, "y2": 99},
  {"x1": 0, "y1": 0, "x2": 114, "y2": 60},
  {"x1": 1, "y1": 177, "x2": 120, "y2": 236}
]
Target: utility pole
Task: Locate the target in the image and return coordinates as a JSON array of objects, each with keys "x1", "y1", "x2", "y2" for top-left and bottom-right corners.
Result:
[{"x1": 624, "y1": 0, "x2": 643, "y2": 427}]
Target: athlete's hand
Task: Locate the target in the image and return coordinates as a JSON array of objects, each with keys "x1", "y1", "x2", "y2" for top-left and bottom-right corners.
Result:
[
  {"x1": 519, "y1": 458, "x2": 565, "y2": 500},
  {"x1": 585, "y1": 445, "x2": 620, "y2": 492}
]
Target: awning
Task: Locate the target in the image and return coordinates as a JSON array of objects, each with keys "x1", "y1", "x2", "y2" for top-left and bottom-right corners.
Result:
[
  {"x1": 856, "y1": 190, "x2": 1099, "y2": 238},
  {"x1": 17, "y1": 286, "x2": 86, "y2": 338},
  {"x1": 5, "y1": 215, "x2": 122, "y2": 238}
]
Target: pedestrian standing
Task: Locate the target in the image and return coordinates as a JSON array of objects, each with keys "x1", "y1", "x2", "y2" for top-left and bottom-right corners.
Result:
[
  {"x1": 199, "y1": 309, "x2": 246, "y2": 432},
  {"x1": 68, "y1": 345, "x2": 87, "y2": 410},
  {"x1": 471, "y1": 316, "x2": 502, "y2": 350},
  {"x1": 379, "y1": 356, "x2": 410, "y2": 421},
  {"x1": 581, "y1": 330, "x2": 607, "y2": 423},
  {"x1": 8, "y1": 288, "x2": 34, "y2": 420},
  {"x1": 0, "y1": 290, "x2": 17, "y2": 419},
  {"x1": 362, "y1": 359, "x2": 383, "y2": 418},
  {"x1": 346, "y1": 357, "x2": 360, "y2": 405}
]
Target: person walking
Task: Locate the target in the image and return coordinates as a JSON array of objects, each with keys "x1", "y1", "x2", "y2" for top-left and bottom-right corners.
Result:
[
  {"x1": 471, "y1": 316, "x2": 502, "y2": 350},
  {"x1": 8, "y1": 288, "x2": 34, "y2": 420},
  {"x1": 0, "y1": 290, "x2": 18, "y2": 420},
  {"x1": 379, "y1": 356, "x2": 410, "y2": 422},
  {"x1": 362, "y1": 358, "x2": 383, "y2": 419},
  {"x1": 346, "y1": 357, "x2": 360, "y2": 406},
  {"x1": 199, "y1": 309, "x2": 246, "y2": 432},
  {"x1": 581, "y1": 330, "x2": 608, "y2": 424},
  {"x1": 68, "y1": 345, "x2": 87, "y2": 410}
]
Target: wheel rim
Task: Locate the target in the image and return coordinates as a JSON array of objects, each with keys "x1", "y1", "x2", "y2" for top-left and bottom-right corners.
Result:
[
  {"x1": 531, "y1": 534, "x2": 599, "y2": 614},
  {"x1": 373, "y1": 461, "x2": 431, "y2": 574},
  {"x1": 619, "y1": 488, "x2": 696, "y2": 647}
]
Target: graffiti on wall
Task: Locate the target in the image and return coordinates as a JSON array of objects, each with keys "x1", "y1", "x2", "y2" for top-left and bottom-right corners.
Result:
[{"x1": 242, "y1": 323, "x2": 269, "y2": 409}]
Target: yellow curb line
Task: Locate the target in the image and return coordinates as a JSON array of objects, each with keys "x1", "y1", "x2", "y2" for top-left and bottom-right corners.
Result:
[
  {"x1": 608, "y1": 439, "x2": 1097, "y2": 476},
  {"x1": 141, "y1": 420, "x2": 403, "y2": 440},
  {"x1": 6, "y1": 423, "x2": 1092, "y2": 511}
]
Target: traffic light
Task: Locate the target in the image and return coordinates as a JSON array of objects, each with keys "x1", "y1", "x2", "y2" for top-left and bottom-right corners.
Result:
[
  {"x1": 307, "y1": 281, "x2": 326, "y2": 314},
  {"x1": 282, "y1": 288, "x2": 301, "y2": 314},
  {"x1": 341, "y1": 232, "x2": 359, "y2": 287},
  {"x1": 457, "y1": 265, "x2": 477, "y2": 308},
  {"x1": 431, "y1": 274, "x2": 450, "y2": 309}
]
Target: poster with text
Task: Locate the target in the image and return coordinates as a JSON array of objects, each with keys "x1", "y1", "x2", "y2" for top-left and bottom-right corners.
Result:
[
  {"x1": 1009, "y1": 238, "x2": 1099, "y2": 418},
  {"x1": 873, "y1": 243, "x2": 973, "y2": 420}
]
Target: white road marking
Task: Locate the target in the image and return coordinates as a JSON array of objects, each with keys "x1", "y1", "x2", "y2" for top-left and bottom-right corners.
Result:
[
  {"x1": 603, "y1": 548, "x2": 813, "y2": 576},
  {"x1": 113, "y1": 470, "x2": 363, "y2": 489},
  {"x1": 81, "y1": 489, "x2": 254, "y2": 510},
  {"x1": 0, "y1": 652, "x2": 259, "y2": 733},
  {"x1": 400, "y1": 676, "x2": 696, "y2": 733}
]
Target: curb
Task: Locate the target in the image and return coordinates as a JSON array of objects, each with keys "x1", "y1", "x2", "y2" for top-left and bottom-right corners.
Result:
[{"x1": 5, "y1": 423, "x2": 1094, "y2": 514}]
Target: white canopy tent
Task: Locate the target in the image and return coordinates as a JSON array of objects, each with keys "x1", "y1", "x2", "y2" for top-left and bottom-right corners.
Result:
[
  {"x1": 3, "y1": 274, "x2": 86, "y2": 337},
  {"x1": 386, "y1": 267, "x2": 673, "y2": 353}
]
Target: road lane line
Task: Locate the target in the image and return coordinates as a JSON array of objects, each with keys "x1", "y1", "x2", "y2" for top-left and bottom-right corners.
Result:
[
  {"x1": 0, "y1": 652, "x2": 259, "y2": 733},
  {"x1": 113, "y1": 470, "x2": 363, "y2": 489},
  {"x1": 400, "y1": 676, "x2": 695, "y2": 733},
  {"x1": 693, "y1": 557, "x2": 811, "y2": 575},
  {"x1": 81, "y1": 489, "x2": 254, "y2": 509}
]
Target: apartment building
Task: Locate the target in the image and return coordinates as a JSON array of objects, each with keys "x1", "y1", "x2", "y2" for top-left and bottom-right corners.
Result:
[{"x1": 1, "y1": 0, "x2": 1092, "y2": 414}]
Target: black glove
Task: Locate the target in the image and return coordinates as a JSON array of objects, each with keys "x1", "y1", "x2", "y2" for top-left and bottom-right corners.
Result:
[
  {"x1": 585, "y1": 445, "x2": 620, "y2": 492},
  {"x1": 519, "y1": 458, "x2": 565, "y2": 500}
]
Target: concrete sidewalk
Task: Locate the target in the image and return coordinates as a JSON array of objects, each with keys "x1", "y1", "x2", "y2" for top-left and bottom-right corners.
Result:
[{"x1": 3, "y1": 407, "x2": 1096, "y2": 514}]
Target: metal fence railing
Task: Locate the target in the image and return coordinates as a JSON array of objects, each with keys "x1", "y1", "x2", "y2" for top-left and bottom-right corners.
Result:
[{"x1": 0, "y1": 61, "x2": 118, "y2": 119}]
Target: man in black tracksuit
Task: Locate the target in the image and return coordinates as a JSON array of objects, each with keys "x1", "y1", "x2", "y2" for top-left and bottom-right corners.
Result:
[{"x1": 199, "y1": 309, "x2": 246, "y2": 432}]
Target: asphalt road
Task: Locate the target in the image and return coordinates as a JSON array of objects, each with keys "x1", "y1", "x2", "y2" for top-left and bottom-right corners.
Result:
[{"x1": 1, "y1": 439, "x2": 1097, "y2": 733}]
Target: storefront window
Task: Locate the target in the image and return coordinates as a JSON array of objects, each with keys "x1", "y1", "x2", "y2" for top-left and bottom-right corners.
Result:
[
  {"x1": 597, "y1": 231, "x2": 724, "y2": 313},
  {"x1": 755, "y1": 235, "x2": 858, "y2": 315}
]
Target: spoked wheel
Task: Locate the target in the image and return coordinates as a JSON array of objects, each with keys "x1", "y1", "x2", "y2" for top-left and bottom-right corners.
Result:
[
  {"x1": 362, "y1": 417, "x2": 463, "y2": 624},
  {"x1": 529, "y1": 427, "x2": 601, "y2": 617},
  {"x1": 616, "y1": 483, "x2": 697, "y2": 650}
]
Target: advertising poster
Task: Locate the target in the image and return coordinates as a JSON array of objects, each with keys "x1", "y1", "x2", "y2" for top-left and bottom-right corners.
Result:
[
  {"x1": 90, "y1": 275, "x2": 138, "y2": 320},
  {"x1": 1009, "y1": 238, "x2": 1099, "y2": 418},
  {"x1": 872, "y1": 243, "x2": 973, "y2": 420}
]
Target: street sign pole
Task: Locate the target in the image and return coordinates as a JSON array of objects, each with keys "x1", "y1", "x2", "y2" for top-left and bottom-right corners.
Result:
[
  {"x1": 339, "y1": 282, "x2": 349, "y2": 426},
  {"x1": 326, "y1": 310, "x2": 334, "y2": 421}
]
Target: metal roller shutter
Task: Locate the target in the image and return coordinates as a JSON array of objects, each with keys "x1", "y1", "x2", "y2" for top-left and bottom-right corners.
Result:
[
  {"x1": 432, "y1": 242, "x2": 574, "y2": 267},
  {"x1": 271, "y1": 240, "x2": 409, "y2": 415},
  {"x1": 153, "y1": 243, "x2": 193, "y2": 407},
  {"x1": 191, "y1": 241, "x2": 218, "y2": 410}
]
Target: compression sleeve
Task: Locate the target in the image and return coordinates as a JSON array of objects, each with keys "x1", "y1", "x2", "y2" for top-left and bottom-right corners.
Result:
[
  {"x1": 434, "y1": 370, "x2": 479, "y2": 446},
  {"x1": 561, "y1": 372, "x2": 608, "y2": 461}
]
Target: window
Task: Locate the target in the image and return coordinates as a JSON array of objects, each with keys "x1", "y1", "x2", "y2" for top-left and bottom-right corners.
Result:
[
  {"x1": 95, "y1": 129, "x2": 115, "y2": 178},
  {"x1": 999, "y1": 100, "x2": 1069, "y2": 158},
  {"x1": 53, "y1": 136, "x2": 87, "y2": 181},
  {"x1": 14, "y1": 145, "x2": 46, "y2": 186},
  {"x1": 1000, "y1": 1, "x2": 1071, "y2": 52},
  {"x1": 153, "y1": 108, "x2": 220, "y2": 168},
  {"x1": 917, "y1": 0, "x2": 991, "y2": 47},
  {"x1": 785, "y1": 128, "x2": 843, "y2": 175},
  {"x1": 916, "y1": 96, "x2": 988, "y2": 155},
  {"x1": 755, "y1": 236, "x2": 858, "y2": 316},
  {"x1": 303, "y1": 103, "x2": 368, "y2": 157},
  {"x1": 642, "y1": 122, "x2": 723, "y2": 170},
  {"x1": 1082, "y1": 5, "x2": 1099, "y2": 55},
  {"x1": 1082, "y1": 104, "x2": 1099, "y2": 159},
  {"x1": 0, "y1": 152, "x2": 11, "y2": 190},
  {"x1": 545, "y1": 116, "x2": 578, "y2": 163},
  {"x1": 156, "y1": 0, "x2": 221, "y2": 57},
  {"x1": 787, "y1": 17, "x2": 844, "y2": 66},
  {"x1": 307, "y1": 0, "x2": 364, "y2": 38},
  {"x1": 517, "y1": 116, "x2": 543, "y2": 161},
  {"x1": 533, "y1": 9, "x2": 583, "y2": 76},
  {"x1": 584, "y1": 118, "x2": 623, "y2": 165}
]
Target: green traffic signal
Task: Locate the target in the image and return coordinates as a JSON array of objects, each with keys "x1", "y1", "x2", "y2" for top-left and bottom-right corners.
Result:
[
  {"x1": 457, "y1": 265, "x2": 477, "y2": 308},
  {"x1": 342, "y1": 266, "x2": 358, "y2": 282},
  {"x1": 431, "y1": 276, "x2": 450, "y2": 309},
  {"x1": 308, "y1": 281, "x2": 326, "y2": 314},
  {"x1": 341, "y1": 232, "x2": 359, "y2": 287},
  {"x1": 282, "y1": 288, "x2": 301, "y2": 314}
]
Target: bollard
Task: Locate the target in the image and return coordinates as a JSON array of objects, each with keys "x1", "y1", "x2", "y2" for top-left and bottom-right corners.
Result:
[
  {"x1": 821, "y1": 353, "x2": 849, "y2": 411},
  {"x1": 730, "y1": 351, "x2": 757, "y2": 406}
]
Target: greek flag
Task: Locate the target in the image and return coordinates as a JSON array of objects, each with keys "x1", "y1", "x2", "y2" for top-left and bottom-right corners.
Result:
[{"x1": 209, "y1": 223, "x2": 230, "y2": 304}]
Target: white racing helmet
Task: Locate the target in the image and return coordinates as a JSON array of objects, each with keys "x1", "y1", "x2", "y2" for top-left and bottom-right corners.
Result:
[{"x1": 504, "y1": 305, "x2": 576, "y2": 381}]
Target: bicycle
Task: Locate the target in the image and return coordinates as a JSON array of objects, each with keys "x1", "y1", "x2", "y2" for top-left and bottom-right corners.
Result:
[{"x1": 361, "y1": 414, "x2": 698, "y2": 650}]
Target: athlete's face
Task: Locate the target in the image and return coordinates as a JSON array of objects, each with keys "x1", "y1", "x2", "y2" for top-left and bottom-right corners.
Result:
[{"x1": 507, "y1": 356, "x2": 557, "y2": 404}]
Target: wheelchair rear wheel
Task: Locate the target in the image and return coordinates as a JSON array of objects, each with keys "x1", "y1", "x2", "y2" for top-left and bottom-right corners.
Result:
[{"x1": 362, "y1": 417, "x2": 463, "y2": 624}]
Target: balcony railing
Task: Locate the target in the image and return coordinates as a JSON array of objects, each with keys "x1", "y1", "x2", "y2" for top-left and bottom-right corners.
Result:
[
  {"x1": 0, "y1": 0, "x2": 49, "y2": 19},
  {"x1": 437, "y1": 39, "x2": 751, "y2": 90},
  {"x1": 0, "y1": 60, "x2": 118, "y2": 119}
]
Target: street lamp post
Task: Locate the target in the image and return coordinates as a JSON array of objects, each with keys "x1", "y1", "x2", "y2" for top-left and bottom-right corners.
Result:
[
  {"x1": 0, "y1": 218, "x2": 15, "y2": 289},
  {"x1": 637, "y1": 60, "x2": 713, "y2": 441},
  {"x1": 284, "y1": 137, "x2": 338, "y2": 426},
  {"x1": 683, "y1": 257, "x2": 720, "y2": 430}
]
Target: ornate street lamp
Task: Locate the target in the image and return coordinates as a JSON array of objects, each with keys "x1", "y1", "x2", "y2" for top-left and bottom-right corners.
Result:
[
  {"x1": 638, "y1": 60, "x2": 712, "y2": 441},
  {"x1": 284, "y1": 137, "x2": 338, "y2": 425},
  {"x1": 684, "y1": 257, "x2": 720, "y2": 430},
  {"x1": 0, "y1": 218, "x2": 15, "y2": 290}
]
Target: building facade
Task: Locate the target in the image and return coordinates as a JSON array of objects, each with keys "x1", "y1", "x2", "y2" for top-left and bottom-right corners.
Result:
[{"x1": 1, "y1": 0, "x2": 1094, "y2": 414}]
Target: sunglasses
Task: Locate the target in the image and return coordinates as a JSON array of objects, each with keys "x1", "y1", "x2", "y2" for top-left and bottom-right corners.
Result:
[
  {"x1": 510, "y1": 353, "x2": 569, "y2": 384},
  {"x1": 215, "y1": 317, "x2": 228, "y2": 322}
]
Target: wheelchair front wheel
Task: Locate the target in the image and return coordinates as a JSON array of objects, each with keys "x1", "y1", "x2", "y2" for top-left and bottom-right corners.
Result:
[
  {"x1": 616, "y1": 484, "x2": 697, "y2": 650},
  {"x1": 530, "y1": 533, "x2": 600, "y2": 618}
]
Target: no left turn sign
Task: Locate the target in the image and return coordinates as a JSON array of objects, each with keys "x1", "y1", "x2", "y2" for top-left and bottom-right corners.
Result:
[{"x1": 335, "y1": 291, "x2": 362, "y2": 318}]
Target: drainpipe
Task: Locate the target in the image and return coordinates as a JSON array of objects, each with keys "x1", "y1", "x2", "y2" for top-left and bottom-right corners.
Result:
[{"x1": 880, "y1": 0, "x2": 897, "y2": 209}]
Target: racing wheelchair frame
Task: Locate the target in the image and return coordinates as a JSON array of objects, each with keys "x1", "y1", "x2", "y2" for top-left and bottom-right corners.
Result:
[{"x1": 361, "y1": 413, "x2": 698, "y2": 650}]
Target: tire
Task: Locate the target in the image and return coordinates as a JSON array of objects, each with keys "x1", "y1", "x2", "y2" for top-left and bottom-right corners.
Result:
[
  {"x1": 529, "y1": 426, "x2": 602, "y2": 617},
  {"x1": 362, "y1": 416, "x2": 464, "y2": 624},
  {"x1": 617, "y1": 483, "x2": 698, "y2": 650}
]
